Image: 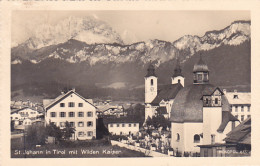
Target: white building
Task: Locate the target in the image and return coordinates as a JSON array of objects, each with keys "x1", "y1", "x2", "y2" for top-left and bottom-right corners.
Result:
[
  {"x1": 105, "y1": 117, "x2": 139, "y2": 135},
  {"x1": 170, "y1": 56, "x2": 239, "y2": 154},
  {"x1": 225, "y1": 91, "x2": 251, "y2": 122},
  {"x1": 11, "y1": 107, "x2": 41, "y2": 120},
  {"x1": 144, "y1": 62, "x2": 183, "y2": 120},
  {"x1": 43, "y1": 89, "x2": 97, "y2": 140}
]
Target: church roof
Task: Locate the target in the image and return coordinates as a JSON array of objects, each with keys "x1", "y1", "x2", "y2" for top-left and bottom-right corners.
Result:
[
  {"x1": 151, "y1": 83, "x2": 183, "y2": 106},
  {"x1": 217, "y1": 111, "x2": 239, "y2": 133},
  {"x1": 172, "y1": 60, "x2": 184, "y2": 77},
  {"x1": 170, "y1": 84, "x2": 217, "y2": 123},
  {"x1": 193, "y1": 56, "x2": 209, "y2": 73},
  {"x1": 224, "y1": 117, "x2": 251, "y2": 145}
]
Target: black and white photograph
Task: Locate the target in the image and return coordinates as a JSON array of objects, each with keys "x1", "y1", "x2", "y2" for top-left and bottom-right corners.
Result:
[{"x1": 4, "y1": 5, "x2": 254, "y2": 160}]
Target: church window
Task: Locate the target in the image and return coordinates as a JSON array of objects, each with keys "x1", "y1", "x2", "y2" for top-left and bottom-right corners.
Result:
[
  {"x1": 198, "y1": 74, "x2": 202, "y2": 81},
  {"x1": 215, "y1": 98, "x2": 218, "y2": 105},
  {"x1": 211, "y1": 134, "x2": 215, "y2": 144},
  {"x1": 203, "y1": 73, "x2": 208, "y2": 81},
  {"x1": 151, "y1": 79, "x2": 154, "y2": 86},
  {"x1": 194, "y1": 134, "x2": 200, "y2": 143},
  {"x1": 176, "y1": 133, "x2": 180, "y2": 142},
  {"x1": 241, "y1": 115, "x2": 245, "y2": 121}
]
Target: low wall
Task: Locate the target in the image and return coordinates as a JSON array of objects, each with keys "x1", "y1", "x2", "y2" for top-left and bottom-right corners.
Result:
[{"x1": 111, "y1": 140, "x2": 169, "y2": 157}]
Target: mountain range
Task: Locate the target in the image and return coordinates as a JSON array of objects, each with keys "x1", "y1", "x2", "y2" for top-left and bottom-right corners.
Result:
[{"x1": 11, "y1": 19, "x2": 251, "y2": 101}]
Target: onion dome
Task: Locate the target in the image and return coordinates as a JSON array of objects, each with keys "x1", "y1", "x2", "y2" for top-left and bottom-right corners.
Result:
[
  {"x1": 145, "y1": 63, "x2": 157, "y2": 77},
  {"x1": 172, "y1": 60, "x2": 184, "y2": 77},
  {"x1": 193, "y1": 55, "x2": 209, "y2": 73}
]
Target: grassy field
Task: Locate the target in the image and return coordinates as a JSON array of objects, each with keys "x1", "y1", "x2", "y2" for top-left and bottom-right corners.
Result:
[{"x1": 11, "y1": 138, "x2": 147, "y2": 158}]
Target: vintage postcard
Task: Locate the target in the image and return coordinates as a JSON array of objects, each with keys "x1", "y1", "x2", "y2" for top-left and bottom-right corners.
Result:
[{"x1": 1, "y1": 0, "x2": 260, "y2": 166}]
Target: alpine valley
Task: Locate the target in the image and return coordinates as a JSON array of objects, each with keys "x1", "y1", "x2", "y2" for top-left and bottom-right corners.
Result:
[{"x1": 11, "y1": 18, "x2": 251, "y2": 102}]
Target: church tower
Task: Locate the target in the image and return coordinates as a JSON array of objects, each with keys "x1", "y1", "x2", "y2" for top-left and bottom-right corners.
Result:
[
  {"x1": 171, "y1": 59, "x2": 185, "y2": 87},
  {"x1": 144, "y1": 63, "x2": 158, "y2": 104},
  {"x1": 193, "y1": 55, "x2": 209, "y2": 84}
]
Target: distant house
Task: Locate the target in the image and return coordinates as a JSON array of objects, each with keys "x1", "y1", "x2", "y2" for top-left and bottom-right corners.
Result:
[
  {"x1": 225, "y1": 90, "x2": 251, "y2": 122},
  {"x1": 43, "y1": 89, "x2": 97, "y2": 140},
  {"x1": 198, "y1": 117, "x2": 251, "y2": 157},
  {"x1": 104, "y1": 117, "x2": 139, "y2": 135},
  {"x1": 11, "y1": 107, "x2": 41, "y2": 120}
]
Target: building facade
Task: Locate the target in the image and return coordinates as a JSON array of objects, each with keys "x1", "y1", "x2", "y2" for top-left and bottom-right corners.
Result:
[{"x1": 44, "y1": 90, "x2": 97, "y2": 140}]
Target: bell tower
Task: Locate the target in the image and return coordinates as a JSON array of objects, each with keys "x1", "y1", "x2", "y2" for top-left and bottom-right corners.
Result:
[
  {"x1": 193, "y1": 54, "x2": 209, "y2": 84},
  {"x1": 145, "y1": 63, "x2": 158, "y2": 104},
  {"x1": 171, "y1": 59, "x2": 185, "y2": 87}
]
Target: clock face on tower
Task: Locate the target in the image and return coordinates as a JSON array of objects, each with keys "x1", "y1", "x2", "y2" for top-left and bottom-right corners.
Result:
[{"x1": 150, "y1": 87, "x2": 154, "y2": 91}]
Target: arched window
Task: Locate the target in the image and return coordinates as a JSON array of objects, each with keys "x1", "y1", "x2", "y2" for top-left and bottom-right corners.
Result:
[
  {"x1": 194, "y1": 134, "x2": 200, "y2": 143},
  {"x1": 151, "y1": 79, "x2": 154, "y2": 86},
  {"x1": 176, "y1": 133, "x2": 180, "y2": 142}
]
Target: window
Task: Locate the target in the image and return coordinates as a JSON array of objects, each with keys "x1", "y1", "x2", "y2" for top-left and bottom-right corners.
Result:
[
  {"x1": 60, "y1": 103, "x2": 65, "y2": 107},
  {"x1": 87, "y1": 131, "x2": 93, "y2": 137},
  {"x1": 60, "y1": 112, "x2": 66, "y2": 117},
  {"x1": 69, "y1": 102, "x2": 75, "y2": 107},
  {"x1": 248, "y1": 106, "x2": 250, "y2": 112},
  {"x1": 241, "y1": 115, "x2": 245, "y2": 121},
  {"x1": 235, "y1": 115, "x2": 238, "y2": 119},
  {"x1": 87, "y1": 112, "x2": 93, "y2": 117},
  {"x1": 241, "y1": 106, "x2": 244, "y2": 112},
  {"x1": 50, "y1": 112, "x2": 56, "y2": 117},
  {"x1": 176, "y1": 133, "x2": 180, "y2": 142},
  {"x1": 194, "y1": 134, "x2": 200, "y2": 143},
  {"x1": 129, "y1": 124, "x2": 132, "y2": 127},
  {"x1": 60, "y1": 122, "x2": 65, "y2": 127},
  {"x1": 247, "y1": 115, "x2": 251, "y2": 118},
  {"x1": 151, "y1": 79, "x2": 153, "y2": 86},
  {"x1": 51, "y1": 122, "x2": 56, "y2": 126},
  {"x1": 78, "y1": 112, "x2": 84, "y2": 117},
  {"x1": 87, "y1": 121, "x2": 93, "y2": 127},
  {"x1": 134, "y1": 123, "x2": 137, "y2": 127},
  {"x1": 117, "y1": 124, "x2": 120, "y2": 127},
  {"x1": 78, "y1": 122, "x2": 84, "y2": 127},
  {"x1": 206, "y1": 98, "x2": 209, "y2": 104},
  {"x1": 78, "y1": 103, "x2": 83, "y2": 107},
  {"x1": 69, "y1": 122, "x2": 75, "y2": 127},
  {"x1": 69, "y1": 112, "x2": 75, "y2": 117},
  {"x1": 211, "y1": 134, "x2": 215, "y2": 144},
  {"x1": 110, "y1": 124, "x2": 113, "y2": 127},
  {"x1": 235, "y1": 106, "x2": 238, "y2": 112},
  {"x1": 78, "y1": 132, "x2": 84, "y2": 137},
  {"x1": 215, "y1": 98, "x2": 218, "y2": 105},
  {"x1": 233, "y1": 95, "x2": 238, "y2": 99},
  {"x1": 198, "y1": 74, "x2": 202, "y2": 81},
  {"x1": 122, "y1": 124, "x2": 125, "y2": 127}
]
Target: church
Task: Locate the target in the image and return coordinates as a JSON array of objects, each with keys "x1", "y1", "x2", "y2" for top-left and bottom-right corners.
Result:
[
  {"x1": 144, "y1": 61, "x2": 184, "y2": 120},
  {"x1": 144, "y1": 56, "x2": 240, "y2": 154}
]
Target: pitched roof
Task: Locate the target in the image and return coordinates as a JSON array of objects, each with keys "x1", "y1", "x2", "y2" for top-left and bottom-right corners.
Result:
[
  {"x1": 151, "y1": 83, "x2": 183, "y2": 106},
  {"x1": 217, "y1": 111, "x2": 239, "y2": 133},
  {"x1": 11, "y1": 107, "x2": 38, "y2": 114},
  {"x1": 44, "y1": 90, "x2": 96, "y2": 111},
  {"x1": 225, "y1": 92, "x2": 251, "y2": 105},
  {"x1": 224, "y1": 117, "x2": 251, "y2": 145}
]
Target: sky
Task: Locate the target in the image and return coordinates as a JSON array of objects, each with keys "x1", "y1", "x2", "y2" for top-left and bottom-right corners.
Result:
[{"x1": 12, "y1": 10, "x2": 250, "y2": 45}]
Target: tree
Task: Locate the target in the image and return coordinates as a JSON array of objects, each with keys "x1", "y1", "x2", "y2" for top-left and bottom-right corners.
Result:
[
  {"x1": 45, "y1": 122, "x2": 63, "y2": 142},
  {"x1": 62, "y1": 121, "x2": 75, "y2": 140},
  {"x1": 26, "y1": 123, "x2": 46, "y2": 146},
  {"x1": 96, "y1": 118, "x2": 109, "y2": 139}
]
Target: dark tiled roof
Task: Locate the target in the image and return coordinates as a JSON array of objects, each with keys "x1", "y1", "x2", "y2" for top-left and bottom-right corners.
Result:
[
  {"x1": 224, "y1": 117, "x2": 251, "y2": 145},
  {"x1": 156, "y1": 107, "x2": 167, "y2": 114},
  {"x1": 145, "y1": 63, "x2": 157, "y2": 77},
  {"x1": 217, "y1": 111, "x2": 239, "y2": 133},
  {"x1": 170, "y1": 84, "x2": 216, "y2": 123},
  {"x1": 151, "y1": 83, "x2": 183, "y2": 106}
]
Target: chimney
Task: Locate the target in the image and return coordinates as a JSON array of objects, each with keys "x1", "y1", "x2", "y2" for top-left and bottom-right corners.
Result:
[{"x1": 72, "y1": 87, "x2": 75, "y2": 92}]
